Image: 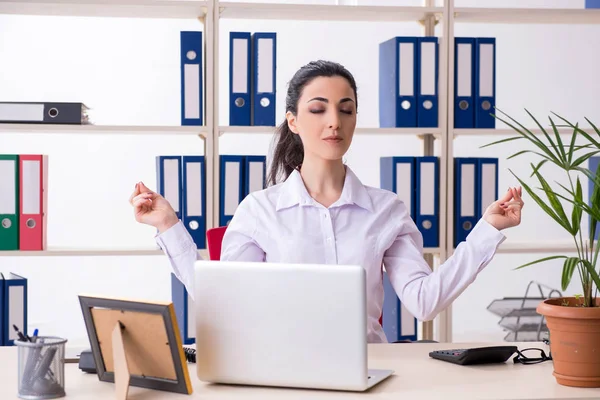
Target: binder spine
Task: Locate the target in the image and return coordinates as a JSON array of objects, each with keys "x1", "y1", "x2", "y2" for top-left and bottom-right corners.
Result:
[
  {"x1": 171, "y1": 273, "x2": 194, "y2": 345},
  {"x1": 229, "y1": 32, "x2": 252, "y2": 126},
  {"x1": 251, "y1": 32, "x2": 277, "y2": 127},
  {"x1": 454, "y1": 37, "x2": 476, "y2": 129},
  {"x1": 180, "y1": 31, "x2": 203, "y2": 126},
  {"x1": 0, "y1": 155, "x2": 19, "y2": 251},
  {"x1": 417, "y1": 37, "x2": 439, "y2": 128},
  {"x1": 182, "y1": 156, "x2": 207, "y2": 250},
  {"x1": 474, "y1": 37, "x2": 496, "y2": 129}
]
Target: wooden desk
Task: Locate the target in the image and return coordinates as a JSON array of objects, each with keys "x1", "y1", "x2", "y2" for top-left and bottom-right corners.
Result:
[{"x1": 1, "y1": 342, "x2": 598, "y2": 399}]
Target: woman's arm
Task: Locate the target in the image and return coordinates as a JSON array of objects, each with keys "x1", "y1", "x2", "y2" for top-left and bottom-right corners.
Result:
[
  {"x1": 383, "y1": 201, "x2": 506, "y2": 321},
  {"x1": 156, "y1": 195, "x2": 266, "y2": 300},
  {"x1": 155, "y1": 220, "x2": 201, "y2": 298}
]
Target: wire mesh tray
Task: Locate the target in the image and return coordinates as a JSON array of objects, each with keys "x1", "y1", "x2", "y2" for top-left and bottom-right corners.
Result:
[
  {"x1": 487, "y1": 298, "x2": 545, "y2": 318},
  {"x1": 504, "y1": 330, "x2": 549, "y2": 342}
]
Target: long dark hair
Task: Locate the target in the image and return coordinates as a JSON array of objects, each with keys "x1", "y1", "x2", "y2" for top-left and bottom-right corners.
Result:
[{"x1": 267, "y1": 60, "x2": 358, "y2": 186}]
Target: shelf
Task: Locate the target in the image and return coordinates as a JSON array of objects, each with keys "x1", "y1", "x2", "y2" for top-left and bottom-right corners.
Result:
[
  {"x1": 219, "y1": 126, "x2": 441, "y2": 136},
  {"x1": 424, "y1": 248, "x2": 442, "y2": 255},
  {"x1": 0, "y1": 0, "x2": 208, "y2": 19},
  {"x1": 453, "y1": 127, "x2": 577, "y2": 137},
  {"x1": 453, "y1": 7, "x2": 600, "y2": 25},
  {"x1": 218, "y1": 2, "x2": 443, "y2": 22},
  {"x1": 0, "y1": 124, "x2": 207, "y2": 137},
  {"x1": 496, "y1": 241, "x2": 585, "y2": 254},
  {"x1": 355, "y1": 127, "x2": 441, "y2": 136},
  {"x1": 0, "y1": 248, "x2": 209, "y2": 258}
]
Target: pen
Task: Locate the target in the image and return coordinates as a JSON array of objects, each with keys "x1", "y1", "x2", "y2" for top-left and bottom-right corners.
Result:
[
  {"x1": 12, "y1": 324, "x2": 29, "y2": 342},
  {"x1": 31, "y1": 329, "x2": 38, "y2": 343}
]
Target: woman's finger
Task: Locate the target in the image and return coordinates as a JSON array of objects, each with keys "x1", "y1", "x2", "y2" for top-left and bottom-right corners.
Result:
[
  {"x1": 512, "y1": 187, "x2": 521, "y2": 200},
  {"x1": 138, "y1": 181, "x2": 155, "y2": 194},
  {"x1": 497, "y1": 188, "x2": 514, "y2": 204},
  {"x1": 503, "y1": 203, "x2": 523, "y2": 214},
  {"x1": 129, "y1": 182, "x2": 141, "y2": 205},
  {"x1": 131, "y1": 193, "x2": 154, "y2": 204},
  {"x1": 133, "y1": 198, "x2": 152, "y2": 210}
]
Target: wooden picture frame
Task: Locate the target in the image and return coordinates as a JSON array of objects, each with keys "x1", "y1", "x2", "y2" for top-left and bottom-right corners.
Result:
[{"x1": 78, "y1": 295, "x2": 193, "y2": 397}]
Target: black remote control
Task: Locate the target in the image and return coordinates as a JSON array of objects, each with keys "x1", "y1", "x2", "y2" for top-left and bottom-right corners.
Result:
[{"x1": 429, "y1": 346, "x2": 518, "y2": 365}]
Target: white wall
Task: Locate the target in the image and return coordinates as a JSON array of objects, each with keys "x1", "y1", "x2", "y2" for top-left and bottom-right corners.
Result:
[{"x1": 1, "y1": 0, "x2": 598, "y2": 351}]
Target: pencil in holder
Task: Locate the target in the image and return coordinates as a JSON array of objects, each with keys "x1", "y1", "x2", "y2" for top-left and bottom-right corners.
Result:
[{"x1": 15, "y1": 336, "x2": 67, "y2": 399}]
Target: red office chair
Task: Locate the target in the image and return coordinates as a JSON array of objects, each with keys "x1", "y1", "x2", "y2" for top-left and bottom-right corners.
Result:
[{"x1": 206, "y1": 226, "x2": 227, "y2": 261}]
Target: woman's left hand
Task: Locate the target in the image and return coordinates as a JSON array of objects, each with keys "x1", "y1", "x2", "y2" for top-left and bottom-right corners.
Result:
[{"x1": 483, "y1": 186, "x2": 524, "y2": 231}]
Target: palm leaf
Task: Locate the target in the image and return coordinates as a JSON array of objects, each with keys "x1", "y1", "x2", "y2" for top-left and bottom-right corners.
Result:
[
  {"x1": 493, "y1": 109, "x2": 562, "y2": 165},
  {"x1": 574, "y1": 167, "x2": 600, "y2": 194},
  {"x1": 590, "y1": 163, "x2": 600, "y2": 244},
  {"x1": 567, "y1": 123, "x2": 579, "y2": 164},
  {"x1": 531, "y1": 166, "x2": 573, "y2": 234},
  {"x1": 548, "y1": 115, "x2": 567, "y2": 163},
  {"x1": 581, "y1": 260, "x2": 600, "y2": 296},
  {"x1": 552, "y1": 112, "x2": 600, "y2": 149},
  {"x1": 480, "y1": 136, "x2": 523, "y2": 149},
  {"x1": 548, "y1": 187, "x2": 600, "y2": 224},
  {"x1": 572, "y1": 177, "x2": 583, "y2": 235},
  {"x1": 524, "y1": 109, "x2": 564, "y2": 166},
  {"x1": 506, "y1": 150, "x2": 553, "y2": 161},
  {"x1": 514, "y1": 255, "x2": 567, "y2": 270},
  {"x1": 531, "y1": 159, "x2": 548, "y2": 178},
  {"x1": 554, "y1": 181, "x2": 575, "y2": 198},
  {"x1": 571, "y1": 150, "x2": 600, "y2": 169},
  {"x1": 573, "y1": 144, "x2": 596, "y2": 151},
  {"x1": 509, "y1": 169, "x2": 571, "y2": 230},
  {"x1": 562, "y1": 257, "x2": 580, "y2": 292},
  {"x1": 584, "y1": 116, "x2": 600, "y2": 146}
]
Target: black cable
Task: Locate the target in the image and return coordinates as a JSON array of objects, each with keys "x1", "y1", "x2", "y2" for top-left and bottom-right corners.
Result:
[{"x1": 183, "y1": 347, "x2": 196, "y2": 363}]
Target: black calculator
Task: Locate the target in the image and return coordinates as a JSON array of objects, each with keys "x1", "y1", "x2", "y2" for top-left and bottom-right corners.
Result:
[{"x1": 429, "y1": 346, "x2": 518, "y2": 365}]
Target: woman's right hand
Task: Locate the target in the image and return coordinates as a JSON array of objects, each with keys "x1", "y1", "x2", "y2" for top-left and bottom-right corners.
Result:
[{"x1": 129, "y1": 182, "x2": 179, "y2": 233}]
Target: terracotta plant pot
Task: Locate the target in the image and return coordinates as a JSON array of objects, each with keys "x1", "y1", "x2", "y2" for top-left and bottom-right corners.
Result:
[{"x1": 537, "y1": 297, "x2": 600, "y2": 388}]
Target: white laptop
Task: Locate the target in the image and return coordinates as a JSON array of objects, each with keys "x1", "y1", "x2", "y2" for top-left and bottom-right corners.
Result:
[{"x1": 193, "y1": 260, "x2": 394, "y2": 392}]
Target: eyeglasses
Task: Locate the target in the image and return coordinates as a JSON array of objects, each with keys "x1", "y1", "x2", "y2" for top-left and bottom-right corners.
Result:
[{"x1": 513, "y1": 347, "x2": 552, "y2": 365}]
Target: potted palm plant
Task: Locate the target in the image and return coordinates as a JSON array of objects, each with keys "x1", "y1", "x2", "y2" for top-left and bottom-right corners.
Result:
[{"x1": 484, "y1": 108, "x2": 600, "y2": 388}]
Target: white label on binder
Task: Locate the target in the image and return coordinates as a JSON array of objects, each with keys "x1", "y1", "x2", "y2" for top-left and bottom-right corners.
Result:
[
  {"x1": 481, "y1": 163, "x2": 497, "y2": 211},
  {"x1": 164, "y1": 159, "x2": 180, "y2": 213},
  {"x1": 23, "y1": 160, "x2": 40, "y2": 214},
  {"x1": 224, "y1": 162, "x2": 241, "y2": 216},
  {"x1": 8, "y1": 285, "x2": 24, "y2": 341},
  {"x1": 186, "y1": 161, "x2": 202, "y2": 217},
  {"x1": 479, "y1": 43, "x2": 494, "y2": 97},
  {"x1": 396, "y1": 163, "x2": 412, "y2": 214},
  {"x1": 420, "y1": 162, "x2": 435, "y2": 215},
  {"x1": 232, "y1": 38, "x2": 248, "y2": 94},
  {"x1": 461, "y1": 163, "x2": 475, "y2": 217},
  {"x1": 457, "y1": 43, "x2": 472, "y2": 97},
  {"x1": 257, "y1": 38, "x2": 274, "y2": 93},
  {"x1": 248, "y1": 161, "x2": 264, "y2": 194},
  {"x1": 399, "y1": 42, "x2": 414, "y2": 96},
  {"x1": 400, "y1": 303, "x2": 416, "y2": 336},
  {"x1": 184, "y1": 64, "x2": 200, "y2": 119},
  {"x1": 0, "y1": 103, "x2": 43, "y2": 121},
  {"x1": 0, "y1": 160, "x2": 16, "y2": 214},
  {"x1": 420, "y1": 42, "x2": 436, "y2": 96}
]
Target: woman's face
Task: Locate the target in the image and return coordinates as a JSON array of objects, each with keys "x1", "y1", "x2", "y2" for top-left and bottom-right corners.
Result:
[{"x1": 287, "y1": 76, "x2": 357, "y2": 162}]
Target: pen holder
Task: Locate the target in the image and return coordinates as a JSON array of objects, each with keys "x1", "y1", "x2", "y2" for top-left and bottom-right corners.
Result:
[{"x1": 15, "y1": 336, "x2": 67, "y2": 399}]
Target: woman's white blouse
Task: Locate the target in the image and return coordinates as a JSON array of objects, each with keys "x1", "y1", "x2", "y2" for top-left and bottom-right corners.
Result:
[{"x1": 155, "y1": 166, "x2": 506, "y2": 343}]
